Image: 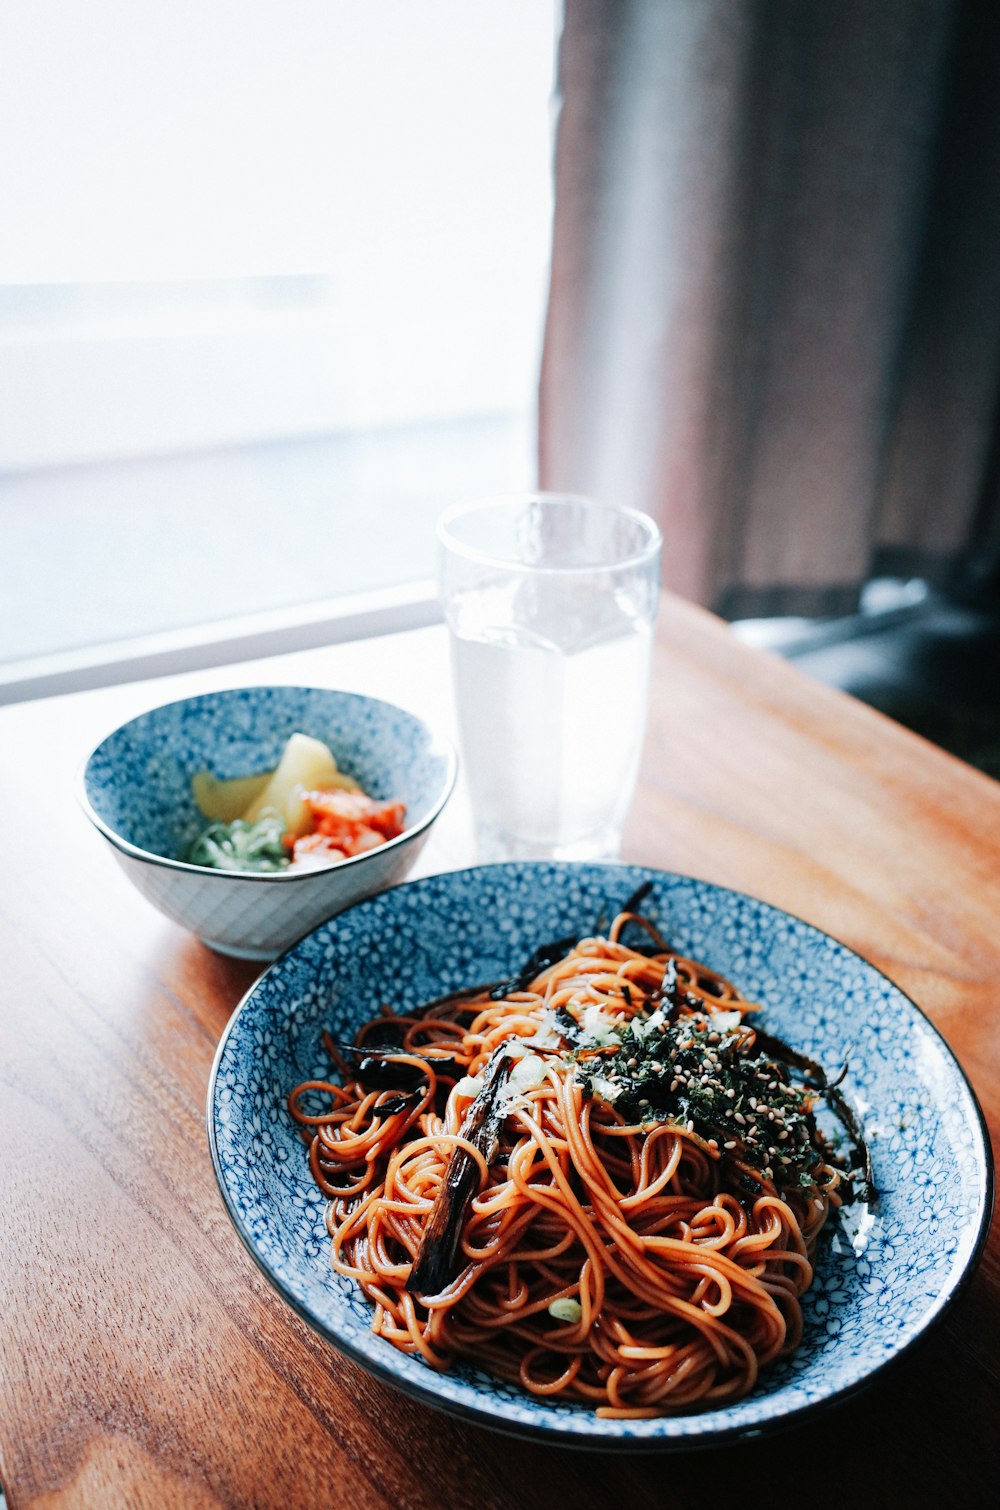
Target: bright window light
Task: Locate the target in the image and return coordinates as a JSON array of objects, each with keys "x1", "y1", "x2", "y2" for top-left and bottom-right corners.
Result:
[{"x1": 0, "y1": 1, "x2": 558, "y2": 674}]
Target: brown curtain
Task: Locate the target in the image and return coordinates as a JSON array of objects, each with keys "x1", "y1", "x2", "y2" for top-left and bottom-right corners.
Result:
[{"x1": 539, "y1": 0, "x2": 1000, "y2": 617}]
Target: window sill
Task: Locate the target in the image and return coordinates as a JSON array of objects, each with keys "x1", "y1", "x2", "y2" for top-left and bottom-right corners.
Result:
[{"x1": 0, "y1": 579, "x2": 442, "y2": 705}]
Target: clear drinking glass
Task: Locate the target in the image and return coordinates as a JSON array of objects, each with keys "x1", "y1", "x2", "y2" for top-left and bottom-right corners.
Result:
[{"x1": 436, "y1": 492, "x2": 662, "y2": 862}]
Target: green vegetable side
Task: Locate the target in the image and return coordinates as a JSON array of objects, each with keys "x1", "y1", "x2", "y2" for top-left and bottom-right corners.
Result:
[
  {"x1": 184, "y1": 732, "x2": 405, "y2": 874},
  {"x1": 186, "y1": 813, "x2": 291, "y2": 873}
]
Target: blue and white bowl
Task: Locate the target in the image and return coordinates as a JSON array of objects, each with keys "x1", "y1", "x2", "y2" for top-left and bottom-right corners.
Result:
[
  {"x1": 80, "y1": 685, "x2": 457, "y2": 960},
  {"x1": 207, "y1": 863, "x2": 993, "y2": 1446}
]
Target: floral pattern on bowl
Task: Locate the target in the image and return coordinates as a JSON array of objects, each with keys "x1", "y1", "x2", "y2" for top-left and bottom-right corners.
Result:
[{"x1": 208, "y1": 862, "x2": 993, "y2": 1444}]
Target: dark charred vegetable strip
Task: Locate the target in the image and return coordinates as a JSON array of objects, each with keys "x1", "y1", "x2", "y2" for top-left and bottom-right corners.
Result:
[
  {"x1": 489, "y1": 887, "x2": 661, "y2": 1001},
  {"x1": 614, "y1": 889, "x2": 673, "y2": 956},
  {"x1": 374, "y1": 1092, "x2": 419, "y2": 1117},
  {"x1": 406, "y1": 1050, "x2": 515, "y2": 1296},
  {"x1": 824, "y1": 1084, "x2": 876, "y2": 1202},
  {"x1": 488, "y1": 935, "x2": 579, "y2": 999},
  {"x1": 554, "y1": 1005, "x2": 585, "y2": 1046},
  {"x1": 620, "y1": 880, "x2": 654, "y2": 917},
  {"x1": 657, "y1": 957, "x2": 684, "y2": 1019},
  {"x1": 748, "y1": 1026, "x2": 874, "y2": 1201},
  {"x1": 330, "y1": 1042, "x2": 466, "y2": 1091},
  {"x1": 411, "y1": 981, "x2": 505, "y2": 1016},
  {"x1": 748, "y1": 1026, "x2": 828, "y2": 1086}
]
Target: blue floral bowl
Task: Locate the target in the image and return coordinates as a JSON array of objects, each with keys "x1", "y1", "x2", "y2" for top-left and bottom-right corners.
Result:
[
  {"x1": 208, "y1": 863, "x2": 993, "y2": 1445},
  {"x1": 80, "y1": 685, "x2": 457, "y2": 959}
]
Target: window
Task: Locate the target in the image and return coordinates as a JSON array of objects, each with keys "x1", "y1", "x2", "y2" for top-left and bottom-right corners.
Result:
[{"x1": 0, "y1": 1, "x2": 558, "y2": 697}]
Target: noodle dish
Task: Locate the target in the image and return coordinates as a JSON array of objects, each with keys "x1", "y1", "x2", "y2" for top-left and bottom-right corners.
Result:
[{"x1": 208, "y1": 863, "x2": 992, "y2": 1445}]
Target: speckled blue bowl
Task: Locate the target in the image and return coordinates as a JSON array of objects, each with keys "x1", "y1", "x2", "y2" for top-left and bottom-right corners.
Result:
[
  {"x1": 207, "y1": 862, "x2": 992, "y2": 1446},
  {"x1": 80, "y1": 685, "x2": 457, "y2": 959}
]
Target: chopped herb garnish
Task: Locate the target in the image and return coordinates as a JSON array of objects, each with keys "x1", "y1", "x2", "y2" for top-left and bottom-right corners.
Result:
[{"x1": 567, "y1": 988, "x2": 863, "y2": 1199}]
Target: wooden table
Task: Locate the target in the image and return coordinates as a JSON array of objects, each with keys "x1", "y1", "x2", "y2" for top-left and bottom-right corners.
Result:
[{"x1": 1, "y1": 595, "x2": 997, "y2": 1509}]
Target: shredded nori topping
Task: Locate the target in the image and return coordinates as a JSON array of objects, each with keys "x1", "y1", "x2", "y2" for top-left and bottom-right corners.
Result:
[{"x1": 574, "y1": 1005, "x2": 861, "y2": 1198}]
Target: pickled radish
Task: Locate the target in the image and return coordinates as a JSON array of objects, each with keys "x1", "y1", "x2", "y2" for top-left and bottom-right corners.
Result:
[{"x1": 241, "y1": 732, "x2": 359, "y2": 837}]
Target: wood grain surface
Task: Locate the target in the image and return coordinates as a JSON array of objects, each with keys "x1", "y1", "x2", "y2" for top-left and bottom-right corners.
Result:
[{"x1": 1, "y1": 595, "x2": 997, "y2": 1509}]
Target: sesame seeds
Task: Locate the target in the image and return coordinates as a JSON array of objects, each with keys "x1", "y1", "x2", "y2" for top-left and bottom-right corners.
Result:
[{"x1": 570, "y1": 988, "x2": 820, "y2": 1194}]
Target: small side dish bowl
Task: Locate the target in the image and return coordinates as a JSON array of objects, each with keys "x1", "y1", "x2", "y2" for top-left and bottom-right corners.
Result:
[{"x1": 80, "y1": 685, "x2": 457, "y2": 959}]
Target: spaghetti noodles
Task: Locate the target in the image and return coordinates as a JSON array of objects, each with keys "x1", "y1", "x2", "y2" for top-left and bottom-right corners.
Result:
[{"x1": 289, "y1": 901, "x2": 864, "y2": 1416}]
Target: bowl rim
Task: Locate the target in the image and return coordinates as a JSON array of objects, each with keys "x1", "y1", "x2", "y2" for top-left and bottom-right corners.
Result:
[
  {"x1": 77, "y1": 683, "x2": 458, "y2": 883},
  {"x1": 206, "y1": 860, "x2": 995, "y2": 1448}
]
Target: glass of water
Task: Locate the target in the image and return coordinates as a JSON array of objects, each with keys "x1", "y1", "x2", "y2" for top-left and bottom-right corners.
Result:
[{"x1": 437, "y1": 492, "x2": 662, "y2": 862}]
